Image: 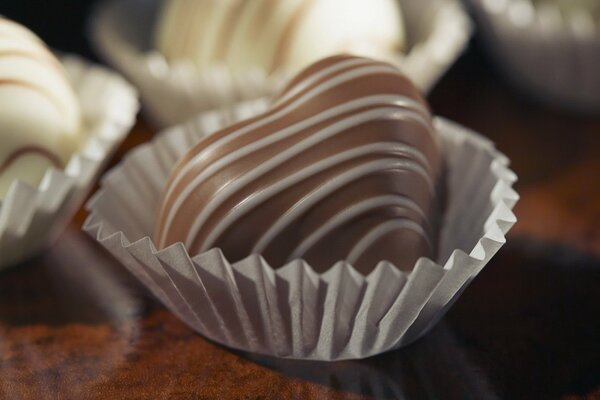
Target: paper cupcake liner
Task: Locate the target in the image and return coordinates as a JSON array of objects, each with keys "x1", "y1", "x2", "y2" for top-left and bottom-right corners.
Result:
[
  {"x1": 88, "y1": 0, "x2": 472, "y2": 128},
  {"x1": 0, "y1": 55, "x2": 139, "y2": 271},
  {"x1": 83, "y1": 100, "x2": 517, "y2": 361},
  {"x1": 469, "y1": 0, "x2": 600, "y2": 113}
]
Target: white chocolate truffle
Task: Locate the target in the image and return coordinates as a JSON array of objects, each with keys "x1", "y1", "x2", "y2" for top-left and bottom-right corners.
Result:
[
  {"x1": 0, "y1": 17, "x2": 82, "y2": 200},
  {"x1": 154, "y1": 0, "x2": 405, "y2": 75}
]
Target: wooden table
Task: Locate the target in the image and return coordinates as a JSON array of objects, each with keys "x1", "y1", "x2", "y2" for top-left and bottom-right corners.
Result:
[{"x1": 1, "y1": 44, "x2": 599, "y2": 400}]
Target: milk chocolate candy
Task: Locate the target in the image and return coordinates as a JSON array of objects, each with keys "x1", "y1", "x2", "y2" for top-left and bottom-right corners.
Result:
[
  {"x1": 155, "y1": 55, "x2": 444, "y2": 274},
  {"x1": 0, "y1": 17, "x2": 82, "y2": 200},
  {"x1": 154, "y1": 0, "x2": 405, "y2": 75}
]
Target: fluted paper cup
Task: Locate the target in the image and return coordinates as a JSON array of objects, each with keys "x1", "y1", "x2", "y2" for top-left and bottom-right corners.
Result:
[
  {"x1": 0, "y1": 56, "x2": 139, "y2": 271},
  {"x1": 88, "y1": 0, "x2": 472, "y2": 128},
  {"x1": 470, "y1": 0, "x2": 600, "y2": 113},
  {"x1": 83, "y1": 100, "x2": 517, "y2": 361}
]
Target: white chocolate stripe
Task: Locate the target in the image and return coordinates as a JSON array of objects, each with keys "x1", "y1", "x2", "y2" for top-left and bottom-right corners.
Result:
[
  {"x1": 162, "y1": 63, "x2": 428, "y2": 206},
  {"x1": 347, "y1": 219, "x2": 431, "y2": 264},
  {"x1": 195, "y1": 153, "x2": 431, "y2": 251},
  {"x1": 161, "y1": 95, "x2": 428, "y2": 236},
  {"x1": 248, "y1": 142, "x2": 430, "y2": 253},
  {"x1": 162, "y1": 105, "x2": 431, "y2": 247},
  {"x1": 159, "y1": 95, "x2": 431, "y2": 243},
  {"x1": 286, "y1": 195, "x2": 428, "y2": 261},
  {"x1": 275, "y1": 58, "x2": 375, "y2": 105}
]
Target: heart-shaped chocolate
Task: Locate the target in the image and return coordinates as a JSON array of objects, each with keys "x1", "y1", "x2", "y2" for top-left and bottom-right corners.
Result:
[{"x1": 155, "y1": 55, "x2": 444, "y2": 274}]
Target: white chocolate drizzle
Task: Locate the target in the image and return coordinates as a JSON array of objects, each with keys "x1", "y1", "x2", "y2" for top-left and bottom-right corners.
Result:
[{"x1": 156, "y1": 56, "x2": 442, "y2": 270}]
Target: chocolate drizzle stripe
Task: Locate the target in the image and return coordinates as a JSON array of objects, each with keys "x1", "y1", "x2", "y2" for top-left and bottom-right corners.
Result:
[
  {"x1": 249, "y1": 144, "x2": 433, "y2": 255},
  {"x1": 244, "y1": 150, "x2": 432, "y2": 255},
  {"x1": 275, "y1": 58, "x2": 376, "y2": 104},
  {"x1": 191, "y1": 124, "x2": 433, "y2": 252},
  {"x1": 0, "y1": 146, "x2": 62, "y2": 177},
  {"x1": 156, "y1": 65, "x2": 434, "y2": 248},
  {"x1": 157, "y1": 93, "x2": 430, "y2": 248},
  {"x1": 274, "y1": 63, "x2": 408, "y2": 113},
  {"x1": 0, "y1": 79, "x2": 65, "y2": 115},
  {"x1": 346, "y1": 219, "x2": 431, "y2": 264},
  {"x1": 155, "y1": 56, "x2": 442, "y2": 272},
  {"x1": 164, "y1": 63, "x2": 427, "y2": 205},
  {"x1": 287, "y1": 195, "x2": 427, "y2": 260}
]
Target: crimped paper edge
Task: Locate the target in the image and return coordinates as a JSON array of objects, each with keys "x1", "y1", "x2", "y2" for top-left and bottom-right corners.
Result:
[{"x1": 0, "y1": 55, "x2": 139, "y2": 270}]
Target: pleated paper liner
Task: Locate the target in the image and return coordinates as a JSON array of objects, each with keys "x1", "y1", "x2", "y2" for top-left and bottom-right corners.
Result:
[
  {"x1": 88, "y1": 0, "x2": 472, "y2": 128},
  {"x1": 83, "y1": 100, "x2": 517, "y2": 361},
  {"x1": 0, "y1": 55, "x2": 139, "y2": 271},
  {"x1": 469, "y1": 0, "x2": 600, "y2": 113}
]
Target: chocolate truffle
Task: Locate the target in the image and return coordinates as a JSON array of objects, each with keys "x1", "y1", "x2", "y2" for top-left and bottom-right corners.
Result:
[
  {"x1": 0, "y1": 17, "x2": 82, "y2": 200},
  {"x1": 154, "y1": 0, "x2": 405, "y2": 75},
  {"x1": 155, "y1": 55, "x2": 444, "y2": 274}
]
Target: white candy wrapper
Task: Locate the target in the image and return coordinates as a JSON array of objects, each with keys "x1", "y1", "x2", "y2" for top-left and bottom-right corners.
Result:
[
  {"x1": 88, "y1": 0, "x2": 472, "y2": 128},
  {"x1": 83, "y1": 100, "x2": 517, "y2": 361},
  {"x1": 0, "y1": 56, "x2": 139, "y2": 271},
  {"x1": 469, "y1": 0, "x2": 600, "y2": 113}
]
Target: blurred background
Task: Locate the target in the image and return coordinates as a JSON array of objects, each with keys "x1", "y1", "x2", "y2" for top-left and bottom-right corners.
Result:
[
  {"x1": 1, "y1": 0, "x2": 600, "y2": 398},
  {"x1": 2, "y1": 0, "x2": 99, "y2": 57}
]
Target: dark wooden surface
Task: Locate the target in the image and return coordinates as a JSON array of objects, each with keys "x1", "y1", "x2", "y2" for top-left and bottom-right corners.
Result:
[{"x1": 1, "y1": 45, "x2": 600, "y2": 400}]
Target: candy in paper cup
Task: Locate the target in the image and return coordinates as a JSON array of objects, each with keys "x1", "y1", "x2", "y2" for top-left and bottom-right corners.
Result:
[
  {"x1": 0, "y1": 55, "x2": 139, "y2": 271},
  {"x1": 83, "y1": 100, "x2": 517, "y2": 361},
  {"x1": 469, "y1": 0, "x2": 600, "y2": 113},
  {"x1": 88, "y1": 0, "x2": 472, "y2": 128}
]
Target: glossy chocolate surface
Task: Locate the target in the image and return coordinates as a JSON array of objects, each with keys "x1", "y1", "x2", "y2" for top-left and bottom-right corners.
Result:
[{"x1": 155, "y1": 55, "x2": 443, "y2": 273}]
